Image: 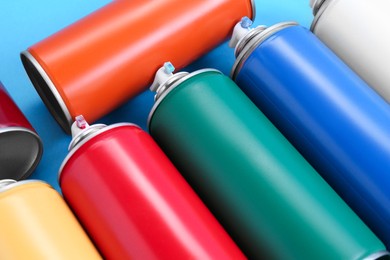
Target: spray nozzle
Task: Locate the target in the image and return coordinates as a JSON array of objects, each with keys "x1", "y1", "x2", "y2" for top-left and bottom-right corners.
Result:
[
  {"x1": 76, "y1": 115, "x2": 88, "y2": 129},
  {"x1": 68, "y1": 115, "x2": 106, "y2": 151},
  {"x1": 229, "y1": 16, "x2": 253, "y2": 48},
  {"x1": 71, "y1": 115, "x2": 90, "y2": 138},
  {"x1": 150, "y1": 62, "x2": 175, "y2": 92},
  {"x1": 150, "y1": 62, "x2": 190, "y2": 101}
]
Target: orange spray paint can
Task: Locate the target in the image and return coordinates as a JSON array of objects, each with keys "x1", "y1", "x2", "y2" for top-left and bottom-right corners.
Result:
[
  {"x1": 21, "y1": 0, "x2": 255, "y2": 133},
  {"x1": 0, "y1": 179, "x2": 101, "y2": 259}
]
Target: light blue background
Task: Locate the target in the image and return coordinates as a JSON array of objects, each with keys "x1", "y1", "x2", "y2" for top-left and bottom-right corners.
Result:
[{"x1": 0, "y1": 0, "x2": 312, "y2": 191}]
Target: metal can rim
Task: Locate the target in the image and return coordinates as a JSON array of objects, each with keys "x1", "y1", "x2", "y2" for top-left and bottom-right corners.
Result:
[
  {"x1": 21, "y1": 51, "x2": 73, "y2": 134},
  {"x1": 250, "y1": 0, "x2": 257, "y2": 21},
  {"x1": 231, "y1": 21, "x2": 298, "y2": 80},
  {"x1": 154, "y1": 72, "x2": 190, "y2": 101},
  {"x1": 310, "y1": 0, "x2": 335, "y2": 31},
  {"x1": 364, "y1": 250, "x2": 390, "y2": 260},
  {"x1": 68, "y1": 124, "x2": 107, "y2": 151},
  {"x1": 311, "y1": 0, "x2": 327, "y2": 15},
  {"x1": 58, "y1": 122, "x2": 141, "y2": 183},
  {"x1": 147, "y1": 69, "x2": 222, "y2": 130},
  {"x1": 0, "y1": 179, "x2": 50, "y2": 194},
  {"x1": 234, "y1": 25, "x2": 268, "y2": 57},
  {"x1": 0, "y1": 126, "x2": 43, "y2": 180}
]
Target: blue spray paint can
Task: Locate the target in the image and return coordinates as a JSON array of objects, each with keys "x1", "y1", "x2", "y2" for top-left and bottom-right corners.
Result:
[{"x1": 230, "y1": 17, "x2": 390, "y2": 248}]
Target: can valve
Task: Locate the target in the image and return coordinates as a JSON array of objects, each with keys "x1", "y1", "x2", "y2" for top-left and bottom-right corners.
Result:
[
  {"x1": 229, "y1": 16, "x2": 253, "y2": 48},
  {"x1": 71, "y1": 115, "x2": 90, "y2": 138},
  {"x1": 150, "y1": 62, "x2": 189, "y2": 101},
  {"x1": 150, "y1": 62, "x2": 175, "y2": 93},
  {"x1": 68, "y1": 115, "x2": 106, "y2": 151}
]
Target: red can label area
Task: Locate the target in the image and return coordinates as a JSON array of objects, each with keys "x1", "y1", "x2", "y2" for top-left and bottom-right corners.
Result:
[{"x1": 60, "y1": 123, "x2": 245, "y2": 259}]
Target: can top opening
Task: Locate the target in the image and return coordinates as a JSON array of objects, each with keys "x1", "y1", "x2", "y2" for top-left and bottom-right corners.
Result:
[
  {"x1": 21, "y1": 51, "x2": 73, "y2": 134},
  {"x1": 0, "y1": 127, "x2": 43, "y2": 180}
]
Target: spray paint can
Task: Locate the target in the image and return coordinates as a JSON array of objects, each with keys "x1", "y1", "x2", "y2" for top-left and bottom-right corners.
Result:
[
  {"x1": 230, "y1": 17, "x2": 390, "y2": 248},
  {"x1": 148, "y1": 62, "x2": 388, "y2": 259},
  {"x1": 0, "y1": 81, "x2": 43, "y2": 180},
  {"x1": 0, "y1": 179, "x2": 101, "y2": 259},
  {"x1": 21, "y1": 0, "x2": 255, "y2": 134},
  {"x1": 310, "y1": 0, "x2": 390, "y2": 104},
  {"x1": 59, "y1": 116, "x2": 245, "y2": 259}
]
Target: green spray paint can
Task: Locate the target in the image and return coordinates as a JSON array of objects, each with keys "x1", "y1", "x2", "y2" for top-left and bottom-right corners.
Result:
[{"x1": 148, "y1": 62, "x2": 389, "y2": 260}]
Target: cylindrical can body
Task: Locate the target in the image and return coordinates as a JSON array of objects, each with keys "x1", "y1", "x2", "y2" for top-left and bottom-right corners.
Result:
[
  {"x1": 60, "y1": 123, "x2": 245, "y2": 259},
  {"x1": 232, "y1": 23, "x2": 390, "y2": 248},
  {"x1": 21, "y1": 0, "x2": 254, "y2": 133},
  {"x1": 0, "y1": 180, "x2": 101, "y2": 259},
  {"x1": 148, "y1": 70, "x2": 388, "y2": 259},
  {"x1": 0, "y1": 82, "x2": 43, "y2": 180},
  {"x1": 311, "y1": 0, "x2": 390, "y2": 104}
]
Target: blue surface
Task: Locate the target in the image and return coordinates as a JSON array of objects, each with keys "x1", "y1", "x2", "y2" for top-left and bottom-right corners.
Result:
[
  {"x1": 234, "y1": 24, "x2": 390, "y2": 247},
  {"x1": 0, "y1": 0, "x2": 312, "y2": 191}
]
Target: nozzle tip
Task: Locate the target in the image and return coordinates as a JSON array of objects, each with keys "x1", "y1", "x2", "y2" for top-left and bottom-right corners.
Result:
[
  {"x1": 241, "y1": 16, "x2": 253, "y2": 29},
  {"x1": 75, "y1": 115, "x2": 87, "y2": 129},
  {"x1": 163, "y1": 62, "x2": 175, "y2": 74}
]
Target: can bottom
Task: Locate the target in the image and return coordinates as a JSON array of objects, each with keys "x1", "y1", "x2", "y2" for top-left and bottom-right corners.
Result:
[
  {"x1": 0, "y1": 127, "x2": 43, "y2": 180},
  {"x1": 21, "y1": 51, "x2": 72, "y2": 134}
]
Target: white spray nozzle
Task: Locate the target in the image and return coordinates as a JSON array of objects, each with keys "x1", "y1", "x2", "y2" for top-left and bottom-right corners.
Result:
[
  {"x1": 71, "y1": 115, "x2": 90, "y2": 138},
  {"x1": 229, "y1": 16, "x2": 253, "y2": 48},
  {"x1": 150, "y1": 62, "x2": 175, "y2": 92}
]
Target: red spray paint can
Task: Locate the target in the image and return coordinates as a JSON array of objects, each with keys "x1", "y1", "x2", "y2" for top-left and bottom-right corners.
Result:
[
  {"x1": 0, "y1": 81, "x2": 43, "y2": 180},
  {"x1": 59, "y1": 116, "x2": 245, "y2": 259}
]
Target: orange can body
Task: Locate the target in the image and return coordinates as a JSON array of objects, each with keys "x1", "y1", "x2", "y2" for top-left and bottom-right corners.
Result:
[
  {"x1": 21, "y1": 0, "x2": 254, "y2": 133},
  {"x1": 0, "y1": 180, "x2": 101, "y2": 259}
]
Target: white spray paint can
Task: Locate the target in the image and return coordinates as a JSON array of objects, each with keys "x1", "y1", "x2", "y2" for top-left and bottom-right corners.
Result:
[{"x1": 310, "y1": 0, "x2": 390, "y2": 104}]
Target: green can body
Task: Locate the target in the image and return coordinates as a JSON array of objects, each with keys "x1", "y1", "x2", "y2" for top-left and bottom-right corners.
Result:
[{"x1": 148, "y1": 70, "x2": 387, "y2": 260}]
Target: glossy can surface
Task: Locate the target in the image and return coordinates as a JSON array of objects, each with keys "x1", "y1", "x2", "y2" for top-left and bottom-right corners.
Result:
[
  {"x1": 0, "y1": 82, "x2": 43, "y2": 180},
  {"x1": 311, "y1": 0, "x2": 390, "y2": 104},
  {"x1": 0, "y1": 180, "x2": 101, "y2": 259},
  {"x1": 60, "y1": 123, "x2": 245, "y2": 259},
  {"x1": 21, "y1": 0, "x2": 254, "y2": 133},
  {"x1": 232, "y1": 23, "x2": 390, "y2": 248},
  {"x1": 149, "y1": 69, "x2": 387, "y2": 259}
]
